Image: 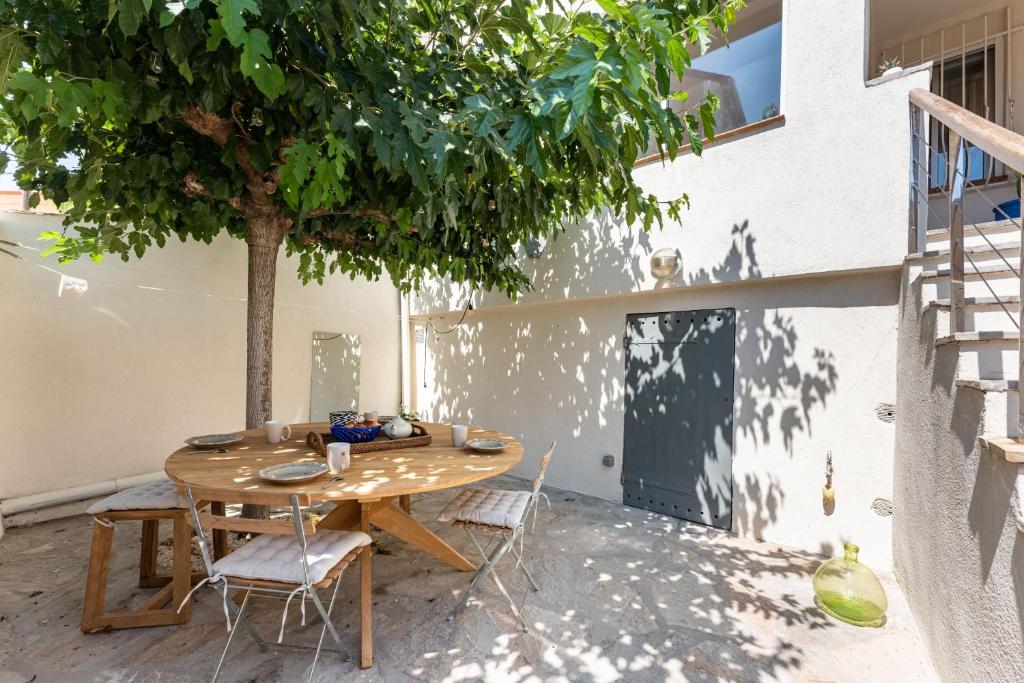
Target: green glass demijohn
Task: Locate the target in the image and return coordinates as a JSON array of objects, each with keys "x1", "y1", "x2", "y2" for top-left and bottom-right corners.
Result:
[{"x1": 812, "y1": 543, "x2": 887, "y2": 627}]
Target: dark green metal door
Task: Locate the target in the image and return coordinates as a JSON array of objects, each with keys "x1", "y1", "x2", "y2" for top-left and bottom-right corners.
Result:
[{"x1": 622, "y1": 309, "x2": 735, "y2": 529}]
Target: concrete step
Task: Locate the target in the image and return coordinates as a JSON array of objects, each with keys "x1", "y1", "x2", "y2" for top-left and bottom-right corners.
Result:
[
  {"x1": 978, "y1": 436, "x2": 1024, "y2": 463},
  {"x1": 929, "y1": 297, "x2": 1020, "y2": 333},
  {"x1": 917, "y1": 263, "x2": 1021, "y2": 281},
  {"x1": 930, "y1": 296, "x2": 1021, "y2": 307},
  {"x1": 907, "y1": 241, "x2": 1022, "y2": 263},
  {"x1": 955, "y1": 378, "x2": 1019, "y2": 391},
  {"x1": 936, "y1": 331, "x2": 1020, "y2": 381},
  {"x1": 955, "y1": 379, "x2": 1020, "y2": 437},
  {"x1": 926, "y1": 219, "x2": 1021, "y2": 245},
  {"x1": 935, "y1": 330, "x2": 1019, "y2": 345},
  {"x1": 917, "y1": 263, "x2": 1021, "y2": 301}
]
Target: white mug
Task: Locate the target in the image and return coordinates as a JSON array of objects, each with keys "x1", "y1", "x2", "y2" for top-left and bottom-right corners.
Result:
[
  {"x1": 327, "y1": 442, "x2": 351, "y2": 473},
  {"x1": 452, "y1": 424, "x2": 469, "y2": 448},
  {"x1": 265, "y1": 420, "x2": 292, "y2": 444}
]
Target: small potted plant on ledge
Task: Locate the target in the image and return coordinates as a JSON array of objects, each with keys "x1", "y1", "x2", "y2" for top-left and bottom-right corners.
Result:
[
  {"x1": 878, "y1": 56, "x2": 902, "y2": 78},
  {"x1": 994, "y1": 172, "x2": 1021, "y2": 221}
]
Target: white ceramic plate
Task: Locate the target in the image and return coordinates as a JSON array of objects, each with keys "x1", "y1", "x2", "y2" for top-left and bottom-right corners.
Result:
[
  {"x1": 258, "y1": 461, "x2": 329, "y2": 484},
  {"x1": 465, "y1": 438, "x2": 509, "y2": 453},
  {"x1": 185, "y1": 433, "x2": 243, "y2": 449}
]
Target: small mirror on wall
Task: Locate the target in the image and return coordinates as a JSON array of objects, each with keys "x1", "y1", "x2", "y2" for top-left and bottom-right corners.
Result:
[{"x1": 310, "y1": 331, "x2": 361, "y2": 422}]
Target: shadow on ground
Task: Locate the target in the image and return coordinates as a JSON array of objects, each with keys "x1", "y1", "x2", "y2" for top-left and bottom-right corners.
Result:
[{"x1": 0, "y1": 478, "x2": 934, "y2": 682}]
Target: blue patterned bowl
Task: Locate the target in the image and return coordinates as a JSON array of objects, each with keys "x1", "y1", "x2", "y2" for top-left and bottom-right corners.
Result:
[{"x1": 330, "y1": 424, "x2": 382, "y2": 443}]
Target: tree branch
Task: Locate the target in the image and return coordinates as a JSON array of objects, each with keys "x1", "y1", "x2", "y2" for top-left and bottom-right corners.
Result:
[
  {"x1": 181, "y1": 170, "x2": 212, "y2": 198},
  {"x1": 308, "y1": 206, "x2": 397, "y2": 223},
  {"x1": 181, "y1": 106, "x2": 234, "y2": 146},
  {"x1": 299, "y1": 230, "x2": 376, "y2": 250},
  {"x1": 181, "y1": 170, "x2": 243, "y2": 210},
  {"x1": 181, "y1": 105, "x2": 279, "y2": 215}
]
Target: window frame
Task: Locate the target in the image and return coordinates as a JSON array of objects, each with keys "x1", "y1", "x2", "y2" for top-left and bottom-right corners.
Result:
[{"x1": 633, "y1": 0, "x2": 785, "y2": 168}]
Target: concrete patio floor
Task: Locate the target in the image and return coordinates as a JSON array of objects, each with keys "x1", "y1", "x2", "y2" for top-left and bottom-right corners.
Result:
[{"x1": 0, "y1": 477, "x2": 936, "y2": 682}]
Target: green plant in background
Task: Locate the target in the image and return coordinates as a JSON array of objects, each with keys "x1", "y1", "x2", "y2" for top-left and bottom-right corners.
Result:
[
  {"x1": 0, "y1": 0, "x2": 740, "y2": 440},
  {"x1": 878, "y1": 56, "x2": 901, "y2": 75},
  {"x1": 396, "y1": 406, "x2": 421, "y2": 421}
]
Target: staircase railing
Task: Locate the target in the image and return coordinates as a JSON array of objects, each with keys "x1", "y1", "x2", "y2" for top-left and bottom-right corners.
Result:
[{"x1": 909, "y1": 87, "x2": 1024, "y2": 438}]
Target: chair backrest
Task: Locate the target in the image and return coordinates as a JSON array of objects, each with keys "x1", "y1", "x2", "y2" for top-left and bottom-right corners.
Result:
[
  {"x1": 181, "y1": 486, "x2": 317, "y2": 585},
  {"x1": 530, "y1": 441, "x2": 557, "y2": 498}
]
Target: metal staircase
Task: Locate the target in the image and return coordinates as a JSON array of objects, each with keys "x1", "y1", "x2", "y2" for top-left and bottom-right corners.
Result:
[{"x1": 907, "y1": 88, "x2": 1024, "y2": 459}]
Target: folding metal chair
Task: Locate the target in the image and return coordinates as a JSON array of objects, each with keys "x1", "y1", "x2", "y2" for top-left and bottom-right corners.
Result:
[
  {"x1": 177, "y1": 487, "x2": 372, "y2": 682},
  {"x1": 438, "y1": 441, "x2": 556, "y2": 631}
]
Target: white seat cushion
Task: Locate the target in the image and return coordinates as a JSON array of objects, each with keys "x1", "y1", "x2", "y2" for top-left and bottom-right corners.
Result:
[
  {"x1": 86, "y1": 478, "x2": 182, "y2": 514},
  {"x1": 437, "y1": 488, "x2": 533, "y2": 530},
  {"x1": 212, "y1": 530, "x2": 371, "y2": 585}
]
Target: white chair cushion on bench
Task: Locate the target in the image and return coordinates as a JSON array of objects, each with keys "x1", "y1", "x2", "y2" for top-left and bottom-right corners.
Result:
[
  {"x1": 213, "y1": 530, "x2": 371, "y2": 585},
  {"x1": 438, "y1": 488, "x2": 533, "y2": 530},
  {"x1": 86, "y1": 478, "x2": 182, "y2": 514}
]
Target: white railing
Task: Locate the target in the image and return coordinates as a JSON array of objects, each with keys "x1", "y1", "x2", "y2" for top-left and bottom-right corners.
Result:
[
  {"x1": 879, "y1": 6, "x2": 1020, "y2": 138},
  {"x1": 909, "y1": 87, "x2": 1024, "y2": 439}
]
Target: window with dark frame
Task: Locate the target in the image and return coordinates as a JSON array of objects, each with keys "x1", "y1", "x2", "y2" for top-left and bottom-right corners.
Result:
[
  {"x1": 639, "y1": 0, "x2": 783, "y2": 163},
  {"x1": 929, "y1": 45, "x2": 1001, "y2": 190}
]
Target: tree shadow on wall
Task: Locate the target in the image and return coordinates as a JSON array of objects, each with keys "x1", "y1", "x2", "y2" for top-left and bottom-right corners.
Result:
[
  {"x1": 414, "y1": 219, "x2": 849, "y2": 678},
  {"x1": 413, "y1": 209, "x2": 654, "y2": 313},
  {"x1": 691, "y1": 222, "x2": 839, "y2": 457},
  {"x1": 425, "y1": 221, "x2": 839, "y2": 540}
]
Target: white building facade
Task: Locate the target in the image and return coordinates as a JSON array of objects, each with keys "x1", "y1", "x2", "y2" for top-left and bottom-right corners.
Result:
[{"x1": 411, "y1": 2, "x2": 1024, "y2": 679}]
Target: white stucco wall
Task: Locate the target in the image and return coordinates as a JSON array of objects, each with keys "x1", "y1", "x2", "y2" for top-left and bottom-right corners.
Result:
[
  {"x1": 409, "y1": 0, "x2": 927, "y2": 570},
  {"x1": 894, "y1": 267, "x2": 1024, "y2": 681},
  {"x1": 415, "y1": 269, "x2": 900, "y2": 569},
  {"x1": 0, "y1": 210, "x2": 401, "y2": 502},
  {"x1": 413, "y1": 0, "x2": 931, "y2": 316}
]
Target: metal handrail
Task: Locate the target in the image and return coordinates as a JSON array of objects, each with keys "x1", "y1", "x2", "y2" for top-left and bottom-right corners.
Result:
[
  {"x1": 909, "y1": 89, "x2": 1024, "y2": 440},
  {"x1": 911, "y1": 135, "x2": 1021, "y2": 277},
  {"x1": 910, "y1": 89, "x2": 1024, "y2": 171},
  {"x1": 963, "y1": 248, "x2": 1021, "y2": 330}
]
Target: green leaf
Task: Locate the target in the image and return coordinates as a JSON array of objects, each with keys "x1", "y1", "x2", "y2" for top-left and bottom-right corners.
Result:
[
  {"x1": 0, "y1": 28, "x2": 26, "y2": 95},
  {"x1": 216, "y1": 0, "x2": 260, "y2": 47},
  {"x1": 594, "y1": 0, "x2": 623, "y2": 21},
  {"x1": 422, "y1": 130, "x2": 456, "y2": 178},
  {"x1": 240, "y1": 29, "x2": 285, "y2": 99},
  {"x1": 117, "y1": 0, "x2": 147, "y2": 37},
  {"x1": 205, "y1": 19, "x2": 227, "y2": 50}
]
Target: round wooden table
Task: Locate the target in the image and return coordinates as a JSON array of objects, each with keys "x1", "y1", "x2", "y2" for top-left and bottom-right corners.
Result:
[{"x1": 165, "y1": 422, "x2": 523, "y2": 572}]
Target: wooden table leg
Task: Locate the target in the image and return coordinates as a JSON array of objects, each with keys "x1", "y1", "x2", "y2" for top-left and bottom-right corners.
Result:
[
  {"x1": 211, "y1": 501, "x2": 228, "y2": 560},
  {"x1": 318, "y1": 499, "x2": 361, "y2": 530},
  {"x1": 318, "y1": 497, "x2": 476, "y2": 572},
  {"x1": 360, "y1": 503, "x2": 373, "y2": 669},
  {"x1": 171, "y1": 511, "x2": 192, "y2": 624},
  {"x1": 400, "y1": 494, "x2": 411, "y2": 514},
  {"x1": 81, "y1": 521, "x2": 114, "y2": 632},
  {"x1": 369, "y1": 503, "x2": 476, "y2": 572},
  {"x1": 139, "y1": 519, "x2": 159, "y2": 587}
]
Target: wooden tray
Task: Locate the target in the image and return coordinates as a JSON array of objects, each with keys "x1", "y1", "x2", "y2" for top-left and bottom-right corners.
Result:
[{"x1": 306, "y1": 423, "x2": 431, "y2": 455}]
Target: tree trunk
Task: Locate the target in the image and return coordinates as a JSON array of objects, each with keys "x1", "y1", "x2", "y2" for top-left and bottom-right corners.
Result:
[{"x1": 241, "y1": 215, "x2": 283, "y2": 521}]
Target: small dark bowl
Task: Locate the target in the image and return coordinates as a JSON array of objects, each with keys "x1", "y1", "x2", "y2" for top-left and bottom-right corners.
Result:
[
  {"x1": 329, "y1": 411, "x2": 359, "y2": 427},
  {"x1": 330, "y1": 424, "x2": 382, "y2": 443}
]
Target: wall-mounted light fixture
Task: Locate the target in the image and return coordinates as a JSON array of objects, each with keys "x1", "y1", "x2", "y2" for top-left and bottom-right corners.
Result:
[{"x1": 649, "y1": 247, "x2": 682, "y2": 279}]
